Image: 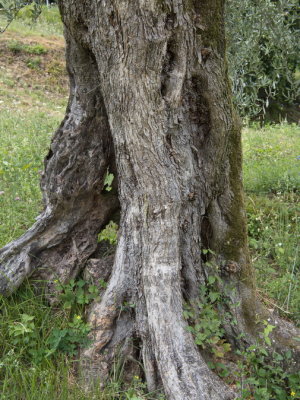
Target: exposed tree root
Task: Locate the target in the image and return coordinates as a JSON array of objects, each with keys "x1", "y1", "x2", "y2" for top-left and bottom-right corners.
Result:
[{"x1": 0, "y1": 33, "x2": 119, "y2": 295}]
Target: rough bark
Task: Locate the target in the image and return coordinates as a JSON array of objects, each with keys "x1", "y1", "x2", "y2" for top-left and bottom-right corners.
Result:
[{"x1": 0, "y1": 1, "x2": 299, "y2": 399}]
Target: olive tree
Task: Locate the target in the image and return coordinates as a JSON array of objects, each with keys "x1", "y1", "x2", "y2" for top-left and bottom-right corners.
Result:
[{"x1": 0, "y1": 1, "x2": 299, "y2": 399}]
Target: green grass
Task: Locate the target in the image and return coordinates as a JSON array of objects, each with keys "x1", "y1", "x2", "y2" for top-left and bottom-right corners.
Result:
[
  {"x1": 242, "y1": 124, "x2": 300, "y2": 324},
  {"x1": 243, "y1": 123, "x2": 300, "y2": 194},
  {"x1": 0, "y1": 108, "x2": 62, "y2": 247},
  {"x1": 0, "y1": 285, "x2": 162, "y2": 400},
  {"x1": 0, "y1": 11, "x2": 67, "y2": 247},
  {"x1": 7, "y1": 40, "x2": 48, "y2": 54}
]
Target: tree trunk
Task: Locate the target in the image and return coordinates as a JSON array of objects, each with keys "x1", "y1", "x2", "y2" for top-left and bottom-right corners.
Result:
[{"x1": 0, "y1": 1, "x2": 299, "y2": 399}]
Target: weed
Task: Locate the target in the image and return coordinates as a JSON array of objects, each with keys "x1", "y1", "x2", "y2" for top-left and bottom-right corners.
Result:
[
  {"x1": 125, "y1": 375, "x2": 148, "y2": 399},
  {"x1": 103, "y1": 169, "x2": 114, "y2": 192},
  {"x1": 98, "y1": 278, "x2": 108, "y2": 289},
  {"x1": 7, "y1": 40, "x2": 48, "y2": 55},
  {"x1": 1, "y1": 281, "x2": 144, "y2": 397},
  {"x1": 1, "y1": 76, "x2": 16, "y2": 87},
  {"x1": 184, "y1": 270, "x2": 233, "y2": 362},
  {"x1": 7, "y1": 40, "x2": 23, "y2": 53},
  {"x1": 235, "y1": 324, "x2": 300, "y2": 400},
  {"x1": 25, "y1": 43, "x2": 48, "y2": 55},
  {"x1": 26, "y1": 56, "x2": 41, "y2": 69},
  {"x1": 0, "y1": 286, "x2": 164, "y2": 399},
  {"x1": 0, "y1": 279, "x2": 96, "y2": 364},
  {"x1": 46, "y1": 59, "x2": 65, "y2": 77},
  {"x1": 243, "y1": 123, "x2": 300, "y2": 325},
  {"x1": 54, "y1": 278, "x2": 99, "y2": 310},
  {"x1": 185, "y1": 280, "x2": 300, "y2": 399},
  {"x1": 46, "y1": 315, "x2": 91, "y2": 357},
  {"x1": 120, "y1": 301, "x2": 136, "y2": 313},
  {"x1": 246, "y1": 194, "x2": 300, "y2": 324},
  {"x1": 8, "y1": 313, "x2": 39, "y2": 361},
  {"x1": 98, "y1": 220, "x2": 118, "y2": 245}
]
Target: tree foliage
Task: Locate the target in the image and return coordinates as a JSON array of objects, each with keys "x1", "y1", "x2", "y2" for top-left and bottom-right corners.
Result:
[
  {"x1": 226, "y1": 0, "x2": 300, "y2": 119},
  {"x1": 0, "y1": 0, "x2": 43, "y2": 32}
]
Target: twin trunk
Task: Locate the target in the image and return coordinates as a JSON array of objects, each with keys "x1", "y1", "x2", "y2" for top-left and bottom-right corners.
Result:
[{"x1": 3, "y1": 1, "x2": 297, "y2": 399}]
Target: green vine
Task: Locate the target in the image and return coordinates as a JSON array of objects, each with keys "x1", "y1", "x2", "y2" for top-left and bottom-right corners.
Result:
[{"x1": 184, "y1": 261, "x2": 300, "y2": 399}]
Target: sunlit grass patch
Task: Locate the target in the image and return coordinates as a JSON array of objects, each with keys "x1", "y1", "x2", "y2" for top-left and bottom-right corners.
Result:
[
  {"x1": 0, "y1": 283, "x2": 162, "y2": 399},
  {"x1": 0, "y1": 108, "x2": 62, "y2": 247},
  {"x1": 246, "y1": 193, "x2": 299, "y2": 323},
  {"x1": 243, "y1": 123, "x2": 300, "y2": 324},
  {"x1": 243, "y1": 123, "x2": 300, "y2": 194},
  {"x1": 0, "y1": 12, "x2": 68, "y2": 248}
]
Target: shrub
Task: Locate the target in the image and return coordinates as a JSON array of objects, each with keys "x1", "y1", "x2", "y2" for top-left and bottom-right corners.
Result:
[
  {"x1": 25, "y1": 43, "x2": 47, "y2": 54},
  {"x1": 7, "y1": 40, "x2": 23, "y2": 53}
]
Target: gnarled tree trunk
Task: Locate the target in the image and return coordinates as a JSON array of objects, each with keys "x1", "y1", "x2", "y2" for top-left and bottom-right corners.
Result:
[{"x1": 0, "y1": 1, "x2": 299, "y2": 399}]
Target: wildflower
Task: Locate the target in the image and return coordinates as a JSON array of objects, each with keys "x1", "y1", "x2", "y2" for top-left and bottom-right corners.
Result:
[
  {"x1": 76, "y1": 315, "x2": 81, "y2": 320},
  {"x1": 290, "y1": 391, "x2": 296, "y2": 397}
]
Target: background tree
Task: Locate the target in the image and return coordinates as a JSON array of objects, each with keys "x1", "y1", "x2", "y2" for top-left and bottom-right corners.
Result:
[
  {"x1": 226, "y1": 0, "x2": 300, "y2": 121},
  {"x1": 0, "y1": 1, "x2": 299, "y2": 399}
]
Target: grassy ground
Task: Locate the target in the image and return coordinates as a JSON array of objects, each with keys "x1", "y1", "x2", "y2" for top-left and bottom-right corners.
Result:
[
  {"x1": 0, "y1": 285, "x2": 155, "y2": 399},
  {"x1": 0, "y1": 12, "x2": 299, "y2": 400},
  {"x1": 243, "y1": 124, "x2": 300, "y2": 323},
  {"x1": 0, "y1": 9, "x2": 67, "y2": 247}
]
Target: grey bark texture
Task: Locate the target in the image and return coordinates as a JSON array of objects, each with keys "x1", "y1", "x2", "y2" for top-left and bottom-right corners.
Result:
[{"x1": 0, "y1": 1, "x2": 299, "y2": 399}]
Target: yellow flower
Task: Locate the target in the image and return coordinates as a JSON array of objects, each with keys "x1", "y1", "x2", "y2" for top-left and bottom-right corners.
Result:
[
  {"x1": 134, "y1": 375, "x2": 139, "y2": 380},
  {"x1": 76, "y1": 315, "x2": 81, "y2": 320},
  {"x1": 291, "y1": 391, "x2": 296, "y2": 397}
]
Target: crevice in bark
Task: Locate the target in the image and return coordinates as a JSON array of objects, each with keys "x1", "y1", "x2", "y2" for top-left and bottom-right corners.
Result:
[
  {"x1": 160, "y1": 37, "x2": 177, "y2": 98},
  {"x1": 164, "y1": 11, "x2": 177, "y2": 31},
  {"x1": 160, "y1": 30, "x2": 187, "y2": 107},
  {"x1": 183, "y1": 75, "x2": 212, "y2": 150},
  {"x1": 200, "y1": 213, "x2": 213, "y2": 260}
]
